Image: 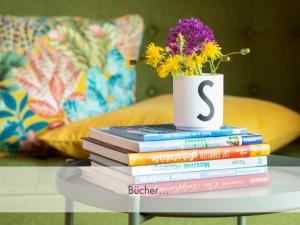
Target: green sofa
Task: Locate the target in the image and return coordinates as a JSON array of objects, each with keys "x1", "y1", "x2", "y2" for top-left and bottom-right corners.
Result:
[
  {"x1": 1, "y1": 0, "x2": 299, "y2": 111},
  {"x1": 1, "y1": 0, "x2": 300, "y2": 224}
]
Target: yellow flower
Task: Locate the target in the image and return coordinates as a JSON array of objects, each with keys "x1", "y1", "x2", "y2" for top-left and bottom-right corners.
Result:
[
  {"x1": 155, "y1": 55, "x2": 182, "y2": 78},
  {"x1": 186, "y1": 52, "x2": 198, "y2": 71},
  {"x1": 145, "y1": 43, "x2": 164, "y2": 67},
  {"x1": 156, "y1": 64, "x2": 169, "y2": 78},
  {"x1": 196, "y1": 54, "x2": 207, "y2": 65},
  {"x1": 202, "y1": 42, "x2": 222, "y2": 61},
  {"x1": 184, "y1": 69, "x2": 193, "y2": 76},
  {"x1": 185, "y1": 52, "x2": 207, "y2": 74},
  {"x1": 164, "y1": 55, "x2": 182, "y2": 74}
]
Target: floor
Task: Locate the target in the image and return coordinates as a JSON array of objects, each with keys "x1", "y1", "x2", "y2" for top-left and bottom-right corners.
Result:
[{"x1": 1, "y1": 212, "x2": 300, "y2": 225}]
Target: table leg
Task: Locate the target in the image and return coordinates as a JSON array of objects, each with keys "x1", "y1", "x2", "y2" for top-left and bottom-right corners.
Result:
[
  {"x1": 129, "y1": 194, "x2": 141, "y2": 225},
  {"x1": 65, "y1": 198, "x2": 74, "y2": 225},
  {"x1": 129, "y1": 212, "x2": 140, "y2": 225},
  {"x1": 237, "y1": 216, "x2": 246, "y2": 225}
]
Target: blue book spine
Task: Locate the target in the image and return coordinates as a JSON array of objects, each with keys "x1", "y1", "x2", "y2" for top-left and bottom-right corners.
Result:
[
  {"x1": 110, "y1": 125, "x2": 247, "y2": 141},
  {"x1": 138, "y1": 134, "x2": 263, "y2": 152},
  {"x1": 241, "y1": 135, "x2": 263, "y2": 145},
  {"x1": 144, "y1": 128, "x2": 248, "y2": 141}
]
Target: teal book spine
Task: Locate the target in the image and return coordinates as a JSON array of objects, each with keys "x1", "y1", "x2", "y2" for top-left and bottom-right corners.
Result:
[
  {"x1": 109, "y1": 124, "x2": 247, "y2": 141},
  {"x1": 138, "y1": 134, "x2": 262, "y2": 152}
]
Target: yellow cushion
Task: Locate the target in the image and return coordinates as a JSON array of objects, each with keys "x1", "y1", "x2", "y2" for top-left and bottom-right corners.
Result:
[{"x1": 40, "y1": 94, "x2": 300, "y2": 158}]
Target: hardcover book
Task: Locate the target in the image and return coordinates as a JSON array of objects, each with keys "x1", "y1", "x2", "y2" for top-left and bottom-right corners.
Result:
[
  {"x1": 108, "y1": 124, "x2": 247, "y2": 141},
  {"x1": 89, "y1": 128, "x2": 263, "y2": 152},
  {"x1": 83, "y1": 137, "x2": 270, "y2": 166}
]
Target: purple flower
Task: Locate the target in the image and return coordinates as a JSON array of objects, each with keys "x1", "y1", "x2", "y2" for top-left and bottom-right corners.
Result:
[{"x1": 167, "y1": 18, "x2": 215, "y2": 55}]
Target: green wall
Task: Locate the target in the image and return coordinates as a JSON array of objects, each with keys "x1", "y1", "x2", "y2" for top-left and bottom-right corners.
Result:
[{"x1": 0, "y1": 0, "x2": 299, "y2": 111}]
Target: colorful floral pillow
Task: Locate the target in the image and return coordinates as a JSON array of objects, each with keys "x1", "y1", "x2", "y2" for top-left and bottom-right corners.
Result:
[{"x1": 0, "y1": 15, "x2": 144, "y2": 154}]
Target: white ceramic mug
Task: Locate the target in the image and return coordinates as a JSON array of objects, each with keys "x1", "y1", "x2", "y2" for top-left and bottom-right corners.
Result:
[{"x1": 173, "y1": 74, "x2": 224, "y2": 130}]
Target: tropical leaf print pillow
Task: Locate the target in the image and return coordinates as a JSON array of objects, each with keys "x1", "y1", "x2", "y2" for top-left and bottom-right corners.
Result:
[{"x1": 0, "y1": 15, "x2": 144, "y2": 154}]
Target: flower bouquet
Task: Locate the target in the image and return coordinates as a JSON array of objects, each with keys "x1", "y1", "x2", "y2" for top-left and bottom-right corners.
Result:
[{"x1": 135, "y1": 18, "x2": 250, "y2": 130}]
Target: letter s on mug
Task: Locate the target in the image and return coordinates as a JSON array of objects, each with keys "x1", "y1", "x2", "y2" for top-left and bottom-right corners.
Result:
[{"x1": 197, "y1": 80, "x2": 215, "y2": 121}]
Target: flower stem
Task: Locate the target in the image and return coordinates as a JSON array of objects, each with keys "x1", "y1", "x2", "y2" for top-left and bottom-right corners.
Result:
[
  {"x1": 208, "y1": 61, "x2": 214, "y2": 74},
  {"x1": 197, "y1": 65, "x2": 202, "y2": 75},
  {"x1": 212, "y1": 61, "x2": 216, "y2": 74},
  {"x1": 214, "y1": 58, "x2": 223, "y2": 72},
  {"x1": 224, "y1": 52, "x2": 241, "y2": 56},
  {"x1": 214, "y1": 52, "x2": 242, "y2": 72},
  {"x1": 208, "y1": 60, "x2": 216, "y2": 74}
]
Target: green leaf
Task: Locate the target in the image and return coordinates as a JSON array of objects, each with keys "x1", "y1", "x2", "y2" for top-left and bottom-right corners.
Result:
[
  {"x1": 1, "y1": 52, "x2": 28, "y2": 68},
  {"x1": 22, "y1": 109, "x2": 34, "y2": 121},
  {"x1": 4, "y1": 70, "x2": 15, "y2": 80},
  {"x1": 25, "y1": 121, "x2": 48, "y2": 132},
  {"x1": 0, "y1": 52, "x2": 9, "y2": 64},
  {"x1": 6, "y1": 52, "x2": 15, "y2": 66},
  {"x1": 0, "y1": 124, "x2": 18, "y2": 140},
  {"x1": 0, "y1": 110, "x2": 14, "y2": 118},
  {"x1": 13, "y1": 54, "x2": 28, "y2": 67},
  {"x1": 0, "y1": 66, "x2": 10, "y2": 79},
  {"x1": 5, "y1": 82, "x2": 20, "y2": 92},
  {"x1": 19, "y1": 94, "x2": 28, "y2": 112},
  {"x1": 0, "y1": 91, "x2": 16, "y2": 110}
]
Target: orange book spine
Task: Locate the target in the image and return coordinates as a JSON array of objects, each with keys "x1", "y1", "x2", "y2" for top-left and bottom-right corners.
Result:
[{"x1": 128, "y1": 144, "x2": 270, "y2": 166}]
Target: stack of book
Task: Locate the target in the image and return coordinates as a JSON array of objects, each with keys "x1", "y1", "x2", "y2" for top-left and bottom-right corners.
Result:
[{"x1": 81, "y1": 124, "x2": 270, "y2": 196}]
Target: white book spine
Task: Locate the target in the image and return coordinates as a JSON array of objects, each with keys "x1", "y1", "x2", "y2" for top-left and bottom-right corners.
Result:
[
  {"x1": 134, "y1": 166, "x2": 268, "y2": 184},
  {"x1": 131, "y1": 156, "x2": 267, "y2": 176}
]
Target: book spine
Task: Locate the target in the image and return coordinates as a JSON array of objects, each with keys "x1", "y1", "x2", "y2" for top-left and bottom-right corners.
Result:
[
  {"x1": 131, "y1": 156, "x2": 268, "y2": 176},
  {"x1": 128, "y1": 144, "x2": 270, "y2": 166},
  {"x1": 144, "y1": 128, "x2": 248, "y2": 141},
  {"x1": 130, "y1": 173, "x2": 270, "y2": 196},
  {"x1": 139, "y1": 134, "x2": 263, "y2": 152},
  {"x1": 134, "y1": 166, "x2": 268, "y2": 184},
  {"x1": 241, "y1": 135, "x2": 263, "y2": 145}
]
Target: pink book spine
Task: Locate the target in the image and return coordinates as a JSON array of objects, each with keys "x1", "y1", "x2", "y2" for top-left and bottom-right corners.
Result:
[{"x1": 133, "y1": 173, "x2": 270, "y2": 196}]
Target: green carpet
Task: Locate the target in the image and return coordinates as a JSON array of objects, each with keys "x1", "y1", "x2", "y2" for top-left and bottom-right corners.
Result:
[
  {"x1": 0, "y1": 154, "x2": 66, "y2": 167},
  {"x1": 1, "y1": 212, "x2": 300, "y2": 225}
]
